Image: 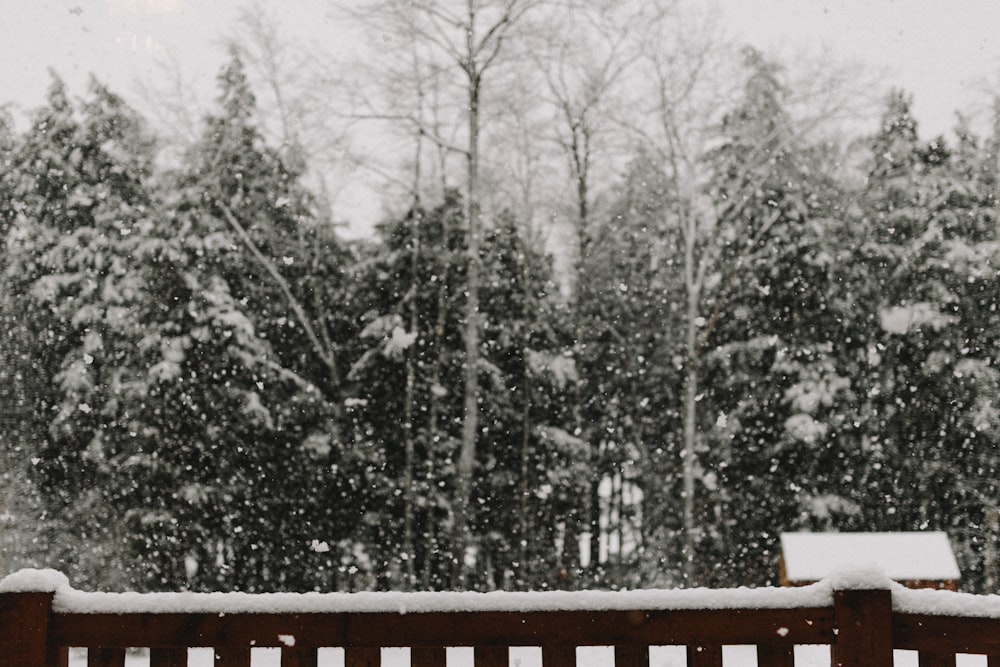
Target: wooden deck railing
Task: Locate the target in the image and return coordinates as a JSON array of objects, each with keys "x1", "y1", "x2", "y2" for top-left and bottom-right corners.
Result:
[{"x1": 3, "y1": 570, "x2": 1000, "y2": 667}]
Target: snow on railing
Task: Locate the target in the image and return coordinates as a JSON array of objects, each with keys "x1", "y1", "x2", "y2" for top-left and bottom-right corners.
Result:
[{"x1": 2, "y1": 567, "x2": 1000, "y2": 667}]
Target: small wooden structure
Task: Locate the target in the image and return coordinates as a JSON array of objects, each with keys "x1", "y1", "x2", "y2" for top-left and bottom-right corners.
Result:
[{"x1": 780, "y1": 531, "x2": 961, "y2": 590}]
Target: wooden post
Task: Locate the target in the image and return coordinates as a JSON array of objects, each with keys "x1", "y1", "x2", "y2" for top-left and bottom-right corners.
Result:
[
  {"x1": 0, "y1": 592, "x2": 54, "y2": 667},
  {"x1": 832, "y1": 589, "x2": 893, "y2": 667}
]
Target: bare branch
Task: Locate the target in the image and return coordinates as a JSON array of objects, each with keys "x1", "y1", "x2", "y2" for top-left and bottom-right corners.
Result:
[{"x1": 217, "y1": 201, "x2": 341, "y2": 389}]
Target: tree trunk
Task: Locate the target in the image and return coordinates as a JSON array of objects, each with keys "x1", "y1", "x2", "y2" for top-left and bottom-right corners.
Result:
[
  {"x1": 453, "y1": 67, "x2": 482, "y2": 588},
  {"x1": 401, "y1": 214, "x2": 421, "y2": 590},
  {"x1": 681, "y1": 205, "x2": 700, "y2": 586},
  {"x1": 518, "y1": 245, "x2": 533, "y2": 589}
]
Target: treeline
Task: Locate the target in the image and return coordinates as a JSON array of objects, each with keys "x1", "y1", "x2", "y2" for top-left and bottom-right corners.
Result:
[{"x1": 2, "y1": 16, "x2": 1000, "y2": 593}]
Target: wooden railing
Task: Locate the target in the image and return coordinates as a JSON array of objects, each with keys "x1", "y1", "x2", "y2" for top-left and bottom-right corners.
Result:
[{"x1": 3, "y1": 570, "x2": 1000, "y2": 667}]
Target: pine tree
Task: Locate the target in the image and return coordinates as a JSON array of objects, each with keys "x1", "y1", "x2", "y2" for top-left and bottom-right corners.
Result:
[
  {"x1": 852, "y1": 93, "x2": 1000, "y2": 591},
  {"x1": 1, "y1": 76, "x2": 157, "y2": 588},
  {"x1": 347, "y1": 194, "x2": 578, "y2": 590},
  {"x1": 116, "y1": 52, "x2": 355, "y2": 591},
  {"x1": 575, "y1": 151, "x2": 687, "y2": 586},
  {"x1": 345, "y1": 192, "x2": 467, "y2": 589}
]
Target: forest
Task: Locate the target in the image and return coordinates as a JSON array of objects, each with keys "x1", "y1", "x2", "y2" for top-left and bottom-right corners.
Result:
[{"x1": 1, "y1": 0, "x2": 999, "y2": 595}]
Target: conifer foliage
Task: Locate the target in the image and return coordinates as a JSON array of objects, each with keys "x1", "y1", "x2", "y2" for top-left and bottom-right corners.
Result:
[{"x1": 2, "y1": 31, "x2": 1000, "y2": 594}]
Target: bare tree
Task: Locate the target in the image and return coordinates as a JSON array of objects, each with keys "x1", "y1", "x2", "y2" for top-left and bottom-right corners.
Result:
[
  {"x1": 342, "y1": 0, "x2": 545, "y2": 587},
  {"x1": 618, "y1": 0, "x2": 875, "y2": 585},
  {"x1": 529, "y1": 1, "x2": 644, "y2": 574}
]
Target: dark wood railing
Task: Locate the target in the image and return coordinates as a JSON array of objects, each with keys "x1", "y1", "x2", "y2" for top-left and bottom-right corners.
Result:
[{"x1": 3, "y1": 572, "x2": 1000, "y2": 667}]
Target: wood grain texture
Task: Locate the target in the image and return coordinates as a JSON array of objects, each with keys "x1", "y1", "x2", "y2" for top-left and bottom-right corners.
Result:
[
  {"x1": 895, "y1": 613, "x2": 1000, "y2": 654},
  {"x1": 541, "y1": 645, "x2": 575, "y2": 667},
  {"x1": 412, "y1": 646, "x2": 447, "y2": 667},
  {"x1": 832, "y1": 590, "x2": 893, "y2": 667},
  {"x1": 614, "y1": 645, "x2": 648, "y2": 667},
  {"x1": 87, "y1": 648, "x2": 126, "y2": 667},
  {"x1": 686, "y1": 644, "x2": 721, "y2": 667},
  {"x1": 150, "y1": 648, "x2": 187, "y2": 667},
  {"x1": 281, "y1": 647, "x2": 319, "y2": 667},
  {"x1": 474, "y1": 646, "x2": 509, "y2": 667},
  {"x1": 345, "y1": 646, "x2": 380, "y2": 667},
  {"x1": 49, "y1": 607, "x2": 833, "y2": 649},
  {"x1": 213, "y1": 647, "x2": 251, "y2": 667},
  {"x1": 917, "y1": 651, "x2": 955, "y2": 667},
  {"x1": 756, "y1": 643, "x2": 794, "y2": 667},
  {"x1": 0, "y1": 592, "x2": 54, "y2": 667}
]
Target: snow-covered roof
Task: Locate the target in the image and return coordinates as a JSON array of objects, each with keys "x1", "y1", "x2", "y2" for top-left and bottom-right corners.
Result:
[{"x1": 780, "y1": 531, "x2": 961, "y2": 583}]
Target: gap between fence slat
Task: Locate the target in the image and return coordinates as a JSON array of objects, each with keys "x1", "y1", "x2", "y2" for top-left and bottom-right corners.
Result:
[
  {"x1": 686, "y1": 644, "x2": 722, "y2": 667},
  {"x1": 214, "y1": 646, "x2": 252, "y2": 667},
  {"x1": 541, "y1": 645, "x2": 576, "y2": 667},
  {"x1": 88, "y1": 647, "x2": 126, "y2": 667}
]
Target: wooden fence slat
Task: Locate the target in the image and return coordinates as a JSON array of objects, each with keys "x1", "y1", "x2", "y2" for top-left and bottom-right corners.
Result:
[
  {"x1": 49, "y1": 645, "x2": 70, "y2": 667},
  {"x1": 541, "y1": 645, "x2": 576, "y2": 667},
  {"x1": 50, "y1": 608, "x2": 834, "y2": 649},
  {"x1": 988, "y1": 655, "x2": 1000, "y2": 667},
  {"x1": 88, "y1": 648, "x2": 126, "y2": 667},
  {"x1": 614, "y1": 645, "x2": 648, "y2": 667},
  {"x1": 346, "y1": 647, "x2": 381, "y2": 667},
  {"x1": 214, "y1": 647, "x2": 252, "y2": 667},
  {"x1": 686, "y1": 644, "x2": 722, "y2": 667},
  {"x1": 151, "y1": 647, "x2": 188, "y2": 667},
  {"x1": 894, "y1": 613, "x2": 1000, "y2": 655},
  {"x1": 412, "y1": 646, "x2": 447, "y2": 667},
  {"x1": 0, "y1": 591, "x2": 54, "y2": 667},
  {"x1": 282, "y1": 646, "x2": 319, "y2": 667},
  {"x1": 918, "y1": 652, "x2": 955, "y2": 667},
  {"x1": 832, "y1": 589, "x2": 893, "y2": 667},
  {"x1": 756, "y1": 643, "x2": 794, "y2": 667},
  {"x1": 474, "y1": 646, "x2": 509, "y2": 667}
]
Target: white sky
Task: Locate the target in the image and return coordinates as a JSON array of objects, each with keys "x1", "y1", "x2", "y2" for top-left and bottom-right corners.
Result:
[
  {"x1": 5, "y1": 0, "x2": 1000, "y2": 132},
  {"x1": 3, "y1": 0, "x2": 1000, "y2": 229}
]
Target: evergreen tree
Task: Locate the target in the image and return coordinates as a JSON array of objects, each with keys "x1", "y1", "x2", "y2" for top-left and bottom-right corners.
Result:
[
  {"x1": 345, "y1": 192, "x2": 468, "y2": 589},
  {"x1": 576, "y1": 151, "x2": 687, "y2": 587},
  {"x1": 1, "y1": 76, "x2": 156, "y2": 588},
  {"x1": 679, "y1": 48, "x2": 847, "y2": 584},
  {"x1": 347, "y1": 195, "x2": 578, "y2": 590},
  {"x1": 116, "y1": 52, "x2": 356, "y2": 591},
  {"x1": 851, "y1": 93, "x2": 1000, "y2": 591}
]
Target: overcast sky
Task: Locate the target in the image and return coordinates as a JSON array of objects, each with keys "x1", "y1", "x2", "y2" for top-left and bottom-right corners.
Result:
[
  {"x1": 4, "y1": 0, "x2": 1000, "y2": 231},
  {"x1": 7, "y1": 1, "x2": 1000, "y2": 132}
]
